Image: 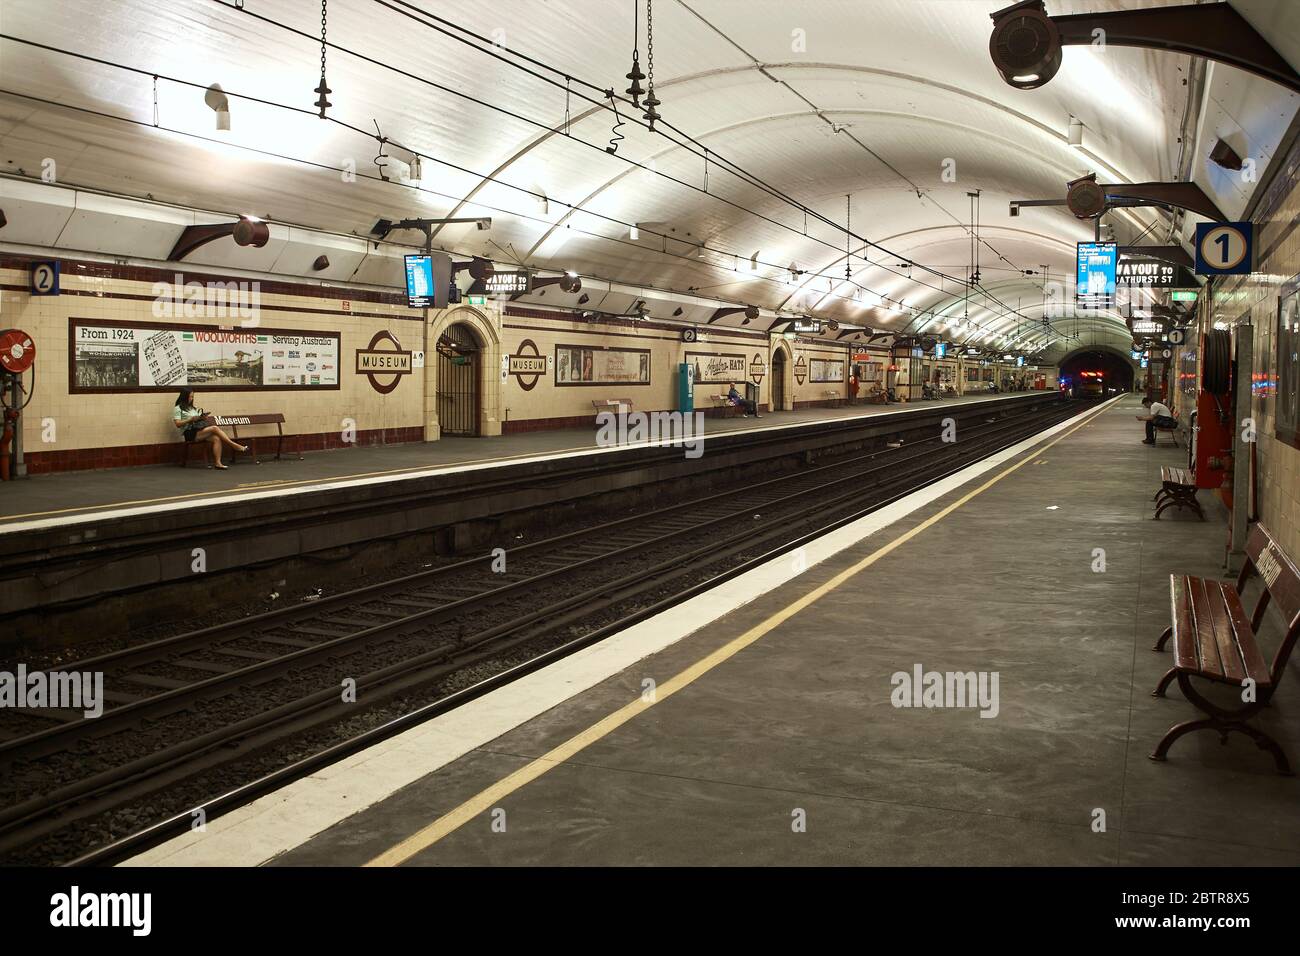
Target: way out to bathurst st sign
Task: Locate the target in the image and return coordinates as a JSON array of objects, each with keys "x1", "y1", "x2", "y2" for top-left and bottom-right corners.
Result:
[{"x1": 356, "y1": 330, "x2": 412, "y2": 394}]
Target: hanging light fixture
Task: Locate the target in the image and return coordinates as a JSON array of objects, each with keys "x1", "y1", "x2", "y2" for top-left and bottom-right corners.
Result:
[
  {"x1": 625, "y1": 0, "x2": 645, "y2": 109},
  {"x1": 204, "y1": 83, "x2": 230, "y2": 131},
  {"x1": 314, "y1": 0, "x2": 332, "y2": 118},
  {"x1": 641, "y1": 0, "x2": 661, "y2": 130}
]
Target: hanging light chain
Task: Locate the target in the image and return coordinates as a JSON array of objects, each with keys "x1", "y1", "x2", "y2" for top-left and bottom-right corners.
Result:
[
  {"x1": 314, "y1": 0, "x2": 332, "y2": 118},
  {"x1": 642, "y1": 0, "x2": 660, "y2": 129}
]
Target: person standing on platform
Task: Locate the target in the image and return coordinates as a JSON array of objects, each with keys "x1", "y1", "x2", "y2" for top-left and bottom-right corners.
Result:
[
  {"x1": 848, "y1": 372, "x2": 859, "y2": 406},
  {"x1": 1137, "y1": 395, "x2": 1176, "y2": 444}
]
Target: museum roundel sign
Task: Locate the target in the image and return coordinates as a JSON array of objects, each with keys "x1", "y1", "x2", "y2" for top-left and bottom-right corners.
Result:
[
  {"x1": 749, "y1": 353, "x2": 766, "y2": 384},
  {"x1": 794, "y1": 354, "x2": 807, "y2": 385},
  {"x1": 509, "y1": 339, "x2": 548, "y2": 391},
  {"x1": 356, "y1": 330, "x2": 412, "y2": 394}
]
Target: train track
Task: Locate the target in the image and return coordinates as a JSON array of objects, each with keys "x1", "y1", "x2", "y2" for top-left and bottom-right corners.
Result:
[{"x1": 0, "y1": 398, "x2": 1085, "y2": 863}]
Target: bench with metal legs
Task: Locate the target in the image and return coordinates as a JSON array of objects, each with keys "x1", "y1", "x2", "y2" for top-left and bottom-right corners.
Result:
[
  {"x1": 1153, "y1": 465, "x2": 1204, "y2": 520},
  {"x1": 1150, "y1": 523, "x2": 1300, "y2": 775}
]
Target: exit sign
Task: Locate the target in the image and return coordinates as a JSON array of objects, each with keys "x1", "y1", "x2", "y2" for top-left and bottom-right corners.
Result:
[
  {"x1": 467, "y1": 295, "x2": 488, "y2": 305},
  {"x1": 1171, "y1": 290, "x2": 1198, "y2": 302}
]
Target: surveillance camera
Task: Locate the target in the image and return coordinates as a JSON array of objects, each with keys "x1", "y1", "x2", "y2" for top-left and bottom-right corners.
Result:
[
  {"x1": 1008, "y1": 203, "x2": 1020, "y2": 217},
  {"x1": 475, "y1": 218, "x2": 493, "y2": 231}
]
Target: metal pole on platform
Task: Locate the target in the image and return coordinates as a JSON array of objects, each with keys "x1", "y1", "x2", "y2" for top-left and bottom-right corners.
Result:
[{"x1": 1228, "y1": 323, "x2": 1253, "y2": 572}]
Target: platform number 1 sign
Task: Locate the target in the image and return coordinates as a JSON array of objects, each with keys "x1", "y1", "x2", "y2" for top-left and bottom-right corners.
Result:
[{"x1": 1194, "y1": 222, "x2": 1253, "y2": 276}]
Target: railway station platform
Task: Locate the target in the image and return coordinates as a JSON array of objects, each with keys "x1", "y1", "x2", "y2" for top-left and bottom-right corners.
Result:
[
  {"x1": 126, "y1": 394, "x2": 1300, "y2": 867},
  {"x1": 0, "y1": 391, "x2": 1026, "y2": 530}
]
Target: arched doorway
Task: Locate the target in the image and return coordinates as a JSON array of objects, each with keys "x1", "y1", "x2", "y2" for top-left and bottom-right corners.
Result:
[
  {"x1": 436, "y1": 323, "x2": 481, "y2": 436},
  {"x1": 771, "y1": 348, "x2": 787, "y2": 412}
]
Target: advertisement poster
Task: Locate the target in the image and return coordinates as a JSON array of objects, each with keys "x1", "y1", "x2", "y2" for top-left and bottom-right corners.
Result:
[
  {"x1": 71, "y1": 320, "x2": 340, "y2": 392},
  {"x1": 556, "y1": 344, "x2": 650, "y2": 385},
  {"x1": 810, "y1": 358, "x2": 845, "y2": 383},
  {"x1": 687, "y1": 351, "x2": 747, "y2": 384}
]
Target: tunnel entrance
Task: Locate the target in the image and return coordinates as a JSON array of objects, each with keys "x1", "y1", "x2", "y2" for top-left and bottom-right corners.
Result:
[
  {"x1": 1058, "y1": 349, "x2": 1134, "y2": 398},
  {"x1": 436, "y1": 322, "x2": 482, "y2": 436}
]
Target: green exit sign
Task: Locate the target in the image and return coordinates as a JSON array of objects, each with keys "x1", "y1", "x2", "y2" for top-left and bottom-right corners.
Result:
[
  {"x1": 1171, "y1": 290, "x2": 1198, "y2": 302},
  {"x1": 467, "y1": 295, "x2": 488, "y2": 305}
]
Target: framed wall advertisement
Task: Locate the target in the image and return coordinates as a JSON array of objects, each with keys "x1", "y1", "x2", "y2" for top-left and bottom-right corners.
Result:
[
  {"x1": 554, "y1": 343, "x2": 651, "y2": 386},
  {"x1": 69, "y1": 318, "x2": 341, "y2": 393},
  {"x1": 809, "y1": 357, "x2": 845, "y2": 383}
]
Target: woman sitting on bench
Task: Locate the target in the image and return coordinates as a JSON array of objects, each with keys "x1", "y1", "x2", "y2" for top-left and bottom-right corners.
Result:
[
  {"x1": 173, "y1": 389, "x2": 247, "y2": 469},
  {"x1": 1137, "y1": 395, "x2": 1176, "y2": 445}
]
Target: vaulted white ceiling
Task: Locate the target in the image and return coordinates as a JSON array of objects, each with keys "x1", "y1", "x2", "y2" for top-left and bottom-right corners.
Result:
[{"x1": 1, "y1": 0, "x2": 1297, "y2": 359}]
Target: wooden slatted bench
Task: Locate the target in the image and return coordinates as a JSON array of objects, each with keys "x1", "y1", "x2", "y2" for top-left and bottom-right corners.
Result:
[
  {"x1": 1151, "y1": 523, "x2": 1300, "y2": 774},
  {"x1": 1153, "y1": 465, "x2": 1203, "y2": 520},
  {"x1": 180, "y1": 412, "x2": 300, "y2": 467},
  {"x1": 591, "y1": 398, "x2": 634, "y2": 416},
  {"x1": 1153, "y1": 413, "x2": 1180, "y2": 447},
  {"x1": 710, "y1": 394, "x2": 741, "y2": 418}
]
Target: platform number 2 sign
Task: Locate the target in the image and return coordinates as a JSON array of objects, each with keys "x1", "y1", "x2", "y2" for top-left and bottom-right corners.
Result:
[
  {"x1": 30, "y1": 260, "x2": 61, "y2": 296},
  {"x1": 1194, "y1": 222, "x2": 1253, "y2": 276}
]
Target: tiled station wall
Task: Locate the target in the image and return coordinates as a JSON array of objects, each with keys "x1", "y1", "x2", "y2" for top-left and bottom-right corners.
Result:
[
  {"x1": 0, "y1": 256, "x2": 426, "y2": 472},
  {"x1": 1205, "y1": 133, "x2": 1300, "y2": 560}
]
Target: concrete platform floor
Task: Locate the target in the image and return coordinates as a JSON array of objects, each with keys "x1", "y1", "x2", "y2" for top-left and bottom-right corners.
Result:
[
  {"x1": 257, "y1": 395, "x2": 1300, "y2": 866},
  {"x1": 1, "y1": 391, "x2": 1029, "y2": 527}
]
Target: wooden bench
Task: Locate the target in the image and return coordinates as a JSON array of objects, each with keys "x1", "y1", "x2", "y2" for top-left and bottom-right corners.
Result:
[
  {"x1": 180, "y1": 412, "x2": 300, "y2": 467},
  {"x1": 591, "y1": 398, "x2": 634, "y2": 415},
  {"x1": 1153, "y1": 465, "x2": 1204, "y2": 520},
  {"x1": 710, "y1": 394, "x2": 748, "y2": 418},
  {"x1": 1153, "y1": 413, "x2": 1180, "y2": 447},
  {"x1": 1151, "y1": 523, "x2": 1300, "y2": 774}
]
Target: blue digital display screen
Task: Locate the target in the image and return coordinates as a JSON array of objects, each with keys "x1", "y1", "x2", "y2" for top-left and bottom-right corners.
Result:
[
  {"x1": 1077, "y1": 242, "x2": 1117, "y2": 309},
  {"x1": 934, "y1": 342, "x2": 947, "y2": 358},
  {"x1": 404, "y1": 255, "x2": 435, "y2": 308}
]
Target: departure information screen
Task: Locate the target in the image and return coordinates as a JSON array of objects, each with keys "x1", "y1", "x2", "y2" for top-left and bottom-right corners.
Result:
[
  {"x1": 404, "y1": 255, "x2": 435, "y2": 308},
  {"x1": 1076, "y1": 242, "x2": 1117, "y2": 309}
]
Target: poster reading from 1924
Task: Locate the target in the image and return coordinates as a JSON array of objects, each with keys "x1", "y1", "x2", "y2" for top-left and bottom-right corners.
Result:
[
  {"x1": 70, "y1": 320, "x2": 341, "y2": 392},
  {"x1": 555, "y1": 344, "x2": 651, "y2": 385}
]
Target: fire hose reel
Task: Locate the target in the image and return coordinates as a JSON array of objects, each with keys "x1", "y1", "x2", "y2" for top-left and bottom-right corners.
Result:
[{"x1": 0, "y1": 329, "x2": 36, "y2": 375}]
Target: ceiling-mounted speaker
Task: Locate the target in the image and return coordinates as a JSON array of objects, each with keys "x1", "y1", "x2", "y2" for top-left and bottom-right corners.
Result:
[
  {"x1": 312, "y1": 255, "x2": 330, "y2": 271},
  {"x1": 1066, "y1": 173, "x2": 1106, "y2": 219},
  {"x1": 1209, "y1": 138, "x2": 1244, "y2": 171},
  {"x1": 559, "y1": 272, "x2": 582, "y2": 293},
  {"x1": 232, "y1": 216, "x2": 270, "y2": 248},
  {"x1": 744, "y1": 305, "x2": 760, "y2": 321},
  {"x1": 0, "y1": 208, "x2": 6, "y2": 229},
  {"x1": 989, "y1": 1, "x2": 1061, "y2": 90},
  {"x1": 467, "y1": 257, "x2": 495, "y2": 281}
]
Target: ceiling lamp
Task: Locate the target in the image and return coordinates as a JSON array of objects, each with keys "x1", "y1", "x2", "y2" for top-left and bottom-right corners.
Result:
[
  {"x1": 204, "y1": 84, "x2": 230, "y2": 131},
  {"x1": 629, "y1": 224, "x2": 640, "y2": 240},
  {"x1": 1067, "y1": 115, "x2": 1084, "y2": 149}
]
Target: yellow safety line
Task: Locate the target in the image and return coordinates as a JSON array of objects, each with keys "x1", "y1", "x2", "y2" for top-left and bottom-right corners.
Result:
[{"x1": 365, "y1": 397, "x2": 1120, "y2": 866}]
